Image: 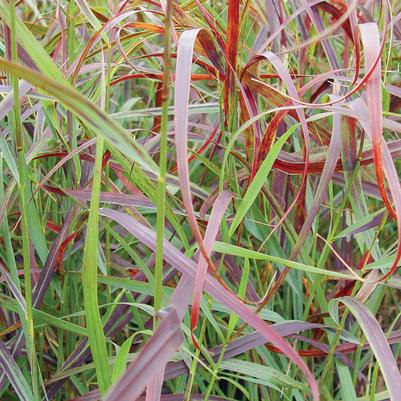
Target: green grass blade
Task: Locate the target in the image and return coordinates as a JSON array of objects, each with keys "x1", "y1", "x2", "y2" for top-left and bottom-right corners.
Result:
[
  {"x1": 82, "y1": 136, "x2": 112, "y2": 396},
  {"x1": 229, "y1": 124, "x2": 296, "y2": 237},
  {"x1": 0, "y1": 58, "x2": 157, "y2": 172},
  {"x1": 213, "y1": 241, "x2": 357, "y2": 279}
]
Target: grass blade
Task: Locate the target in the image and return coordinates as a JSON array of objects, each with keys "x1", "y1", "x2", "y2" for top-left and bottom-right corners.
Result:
[
  {"x1": 105, "y1": 306, "x2": 182, "y2": 401},
  {"x1": 0, "y1": 341, "x2": 34, "y2": 401},
  {"x1": 331, "y1": 297, "x2": 401, "y2": 401},
  {"x1": 0, "y1": 58, "x2": 157, "y2": 172},
  {"x1": 82, "y1": 138, "x2": 112, "y2": 396},
  {"x1": 229, "y1": 124, "x2": 295, "y2": 236},
  {"x1": 100, "y1": 208, "x2": 320, "y2": 400}
]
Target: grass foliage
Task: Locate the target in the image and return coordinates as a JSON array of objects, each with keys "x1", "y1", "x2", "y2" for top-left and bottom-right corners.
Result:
[{"x1": 1, "y1": 0, "x2": 401, "y2": 400}]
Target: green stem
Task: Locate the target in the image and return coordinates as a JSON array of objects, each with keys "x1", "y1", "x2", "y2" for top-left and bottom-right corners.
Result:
[
  {"x1": 154, "y1": 0, "x2": 173, "y2": 314},
  {"x1": 9, "y1": 1, "x2": 39, "y2": 399}
]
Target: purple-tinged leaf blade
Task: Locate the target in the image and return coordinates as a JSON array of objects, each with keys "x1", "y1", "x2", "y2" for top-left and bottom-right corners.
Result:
[
  {"x1": 105, "y1": 306, "x2": 182, "y2": 401},
  {"x1": 333, "y1": 297, "x2": 401, "y2": 401}
]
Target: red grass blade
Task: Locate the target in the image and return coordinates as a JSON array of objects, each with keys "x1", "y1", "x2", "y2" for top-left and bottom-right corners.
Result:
[
  {"x1": 173, "y1": 29, "x2": 227, "y2": 286},
  {"x1": 359, "y1": 23, "x2": 394, "y2": 219},
  {"x1": 224, "y1": 0, "x2": 240, "y2": 117},
  {"x1": 357, "y1": 22, "x2": 401, "y2": 281},
  {"x1": 190, "y1": 190, "x2": 232, "y2": 345}
]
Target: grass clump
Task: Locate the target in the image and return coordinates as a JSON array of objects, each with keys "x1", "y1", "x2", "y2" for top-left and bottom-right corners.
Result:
[{"x1": 1, "y1": 1, "x2": 401, "y2": 400}]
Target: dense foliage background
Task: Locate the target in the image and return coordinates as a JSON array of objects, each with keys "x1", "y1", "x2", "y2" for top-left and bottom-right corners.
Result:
[{"x1": 1, "y1": 0, "x2": 401, "y2": 400}]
